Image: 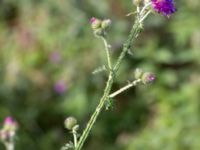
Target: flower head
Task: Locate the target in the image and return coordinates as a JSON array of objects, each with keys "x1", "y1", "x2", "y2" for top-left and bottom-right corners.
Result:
[{"x1": 151, "y1": 0, "x2": 176, "y2": 17}]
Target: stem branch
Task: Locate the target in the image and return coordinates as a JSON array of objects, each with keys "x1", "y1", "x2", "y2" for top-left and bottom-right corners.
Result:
[{"x1": 109, "y1": 79, "x2": 141, "y2": 98}]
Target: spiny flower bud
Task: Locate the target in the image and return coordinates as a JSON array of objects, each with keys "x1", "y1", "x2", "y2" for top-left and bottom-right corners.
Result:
[
  {"x1": 64, "y1": 117, "x2": 78, "y2": 130},
  {"x1": 141, "y1": 72, "x2": 156, "y2": 84},
  {"x1": 101, "y1": 19, "x2": 112, "y2": 31},
  {"x1": 134, "y1": 68, "x2": 144, "y2": 79},
  {"x1": 90, "y1": 17, "x2": 102, "y2": 30}
]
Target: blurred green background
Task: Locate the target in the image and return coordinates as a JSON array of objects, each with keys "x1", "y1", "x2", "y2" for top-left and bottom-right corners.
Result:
[{"x1": 0, "y1": 0, "x2": 200, "y2": 150}]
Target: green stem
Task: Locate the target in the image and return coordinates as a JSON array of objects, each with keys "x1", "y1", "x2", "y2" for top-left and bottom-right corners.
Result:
[
  {"x1": 113, "y1": 6, "x2": 151, "y2": 72},
  {"x1": 73, "y1": 130, "x2": 78, "y2": 148},
  {"x1": 101, "y1": 37, "x2": 112, "y2": 70},
  {"x1": 75, "y1": 72, "x2": 114, "y2": 150},
  {"x1": 109, "y1": 79, "x2": 141, "y2": 98}
]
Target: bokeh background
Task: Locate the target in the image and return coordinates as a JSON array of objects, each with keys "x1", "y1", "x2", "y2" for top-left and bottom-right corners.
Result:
[{"x1": 0, "y1": 0, "x2": 200, "y2": 150}]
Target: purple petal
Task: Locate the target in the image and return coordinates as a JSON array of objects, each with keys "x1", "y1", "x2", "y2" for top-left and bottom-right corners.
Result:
[{"x1": 151, "y1": 0, "x2": 177, "y2": 17}]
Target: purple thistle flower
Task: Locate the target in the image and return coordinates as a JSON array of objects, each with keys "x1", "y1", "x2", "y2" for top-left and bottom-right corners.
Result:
[
  {"x1": 151, "y1": 0, "x2": 176, "y2": 17},
  {"x1": 54, "y1": 80, "x2": 67, "y2": 94}
]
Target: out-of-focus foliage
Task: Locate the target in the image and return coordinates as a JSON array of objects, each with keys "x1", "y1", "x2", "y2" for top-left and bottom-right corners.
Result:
[{"x1": 0, "y1": 0, "x2": 199, "y2": 150}]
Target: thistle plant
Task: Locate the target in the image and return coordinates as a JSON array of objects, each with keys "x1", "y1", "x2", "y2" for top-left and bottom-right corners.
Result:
[
  {"x1": 0, "y1": 117, "x2": 18, "y2": 150},
  {"x1": 62, "y1": 0, "x2": 176, "y2": 150}
]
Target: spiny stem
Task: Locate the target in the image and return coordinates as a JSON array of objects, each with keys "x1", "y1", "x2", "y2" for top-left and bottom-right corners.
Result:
[
  {"x1": 101, "y1": 37, "x2": 112, "y2": 70},
  {"x1": 113, "y1": 20, "x2": 142, "y2": 72},
  {"x1": 75, "y1": 72, "x2": 114, "y2": 150},
  {"x1": 113, "y1": 3, "x2": 153, "y2": 73},
  {"x1": 109, "y1": 79, "x2": 141, "y2": 98}
]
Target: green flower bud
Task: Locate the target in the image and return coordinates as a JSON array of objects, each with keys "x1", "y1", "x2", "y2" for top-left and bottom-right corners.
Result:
[
  {"x1": 141, "y1": 72, "x2": 156, "y2": 85},
  {"x1": 101, "y1": 19, "x2": 112, "y2": 31},
  {"x1": 64, "y1": 117, "x2": 77, "y2": 130},
  {"x1": 134, "y1": 68, "x2": 144, "y2": 79}
]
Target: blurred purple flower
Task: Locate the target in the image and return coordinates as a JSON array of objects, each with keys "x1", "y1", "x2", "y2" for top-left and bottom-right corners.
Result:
[
  {"x1": 54, "y1": 80, "x2": 67, "y2": 94},
  {"x1": 49, "y1": 51, "x2": 61, "y2": 64},
  {"x1": 0, "y1": 116, "x2": 18, "y2": 142},
  {"x1": 151, "y1": 0, "x2": 176, "y2": 17}
]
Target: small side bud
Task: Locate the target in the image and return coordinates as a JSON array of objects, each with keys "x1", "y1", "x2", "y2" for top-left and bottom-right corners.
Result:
[
  {"x1": 101, "y1": 19, "x2": 112, "y2": 31},
  {"x1": 64, "y1": 117, "x2": 78, "y2": 130},
  {"x1": 134, "y1": 68, "x2": 144, "y2": 79},
  {"x1": 90, "y1": 17, "x2": 102, "y2": 30},
  {"x1": 141, "y1": 72, "x2": 156, "y2": 84}
]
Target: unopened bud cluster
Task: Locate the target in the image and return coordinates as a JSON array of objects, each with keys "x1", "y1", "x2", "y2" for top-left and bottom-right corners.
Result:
[
  {"x1": 0, "y1": 116, "x2": 18, "y2": 143},
  {"x1": 90, "y1": 17, "x2": 112, "y2": 37},
  {"x1": 134, "y1": 68, "x2": 156, "y2": 84}
]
